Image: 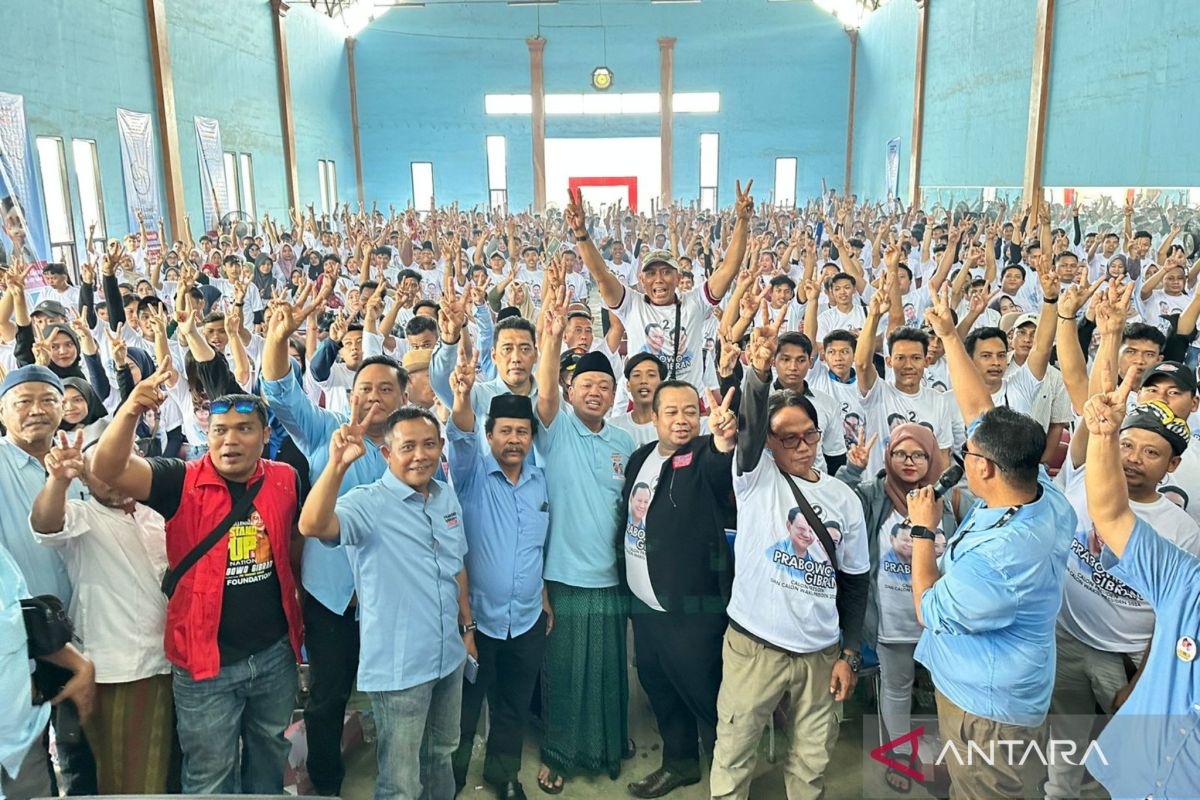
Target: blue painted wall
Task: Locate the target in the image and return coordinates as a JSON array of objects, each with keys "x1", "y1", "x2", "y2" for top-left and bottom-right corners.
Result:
[
  {"x1": 4, "y1": 0, "x2": 157, "y2": 250},
  {"x1": 849, "y1": 0, "x2": 915, "y2": 202},
  {"x1": 1043, "y1": 0, "x2": 1200, "y2": 188},
  {"x1": 919, "y1": 0, "x2": 1036, "y2": 193},
  {"x1": 4, "y1": 0, "x2": 355, "y2": 253},
  {"x1": 355, "y1": 0, "x2": 851, "y2": 210},
  {"x1": 168, "y1": 0, "x2": 356, "y2": 224}
]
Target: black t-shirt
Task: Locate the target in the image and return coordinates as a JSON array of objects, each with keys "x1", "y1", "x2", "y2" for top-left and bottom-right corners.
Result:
[{"x1": 145, "y1": 457, "x2": 293, "y2": 665}]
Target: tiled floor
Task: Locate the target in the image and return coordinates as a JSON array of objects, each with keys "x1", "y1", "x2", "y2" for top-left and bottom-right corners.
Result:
[{"x1": 338, "y1": 667, "x2": 917, "y2": 800}]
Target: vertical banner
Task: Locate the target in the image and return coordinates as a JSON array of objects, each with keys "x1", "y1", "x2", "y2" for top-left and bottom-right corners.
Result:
[
  {"x1": 0, "y1": 91, "x2": 50, "y2": 267},
  {"x1": 194, "y1": 116, "x2": 226, "y2": 232},
  {"x1": 885, "y1": 137, "x2": 901, "y2": 201},
  {"x1": 116, "y1": 107, "x2": 163, "y2": 253}
]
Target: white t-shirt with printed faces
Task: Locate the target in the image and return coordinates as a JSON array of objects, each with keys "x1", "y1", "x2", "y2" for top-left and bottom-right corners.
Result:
[
  {"x1": 816, "y1": 304, "x2": 867, "y2": 343},
  {"x1": 1142, "y1": 289, "x2": 1190, "y2": 333},
  {"x1": 625, "y1": 450, "x2": 668, "y2": 611},
  {"x1": 1058, "y1": 457, "x2": 1200, "y2": 653},
  {"x1": 728, "y1": 457, "x2": 869, "y2": 653},
  {"x1": 859, "y1": 381, "x2": 955, "y2": 476},
  {"x1": 610, "y1": 282, "x2": 716, "y2": 390},
  {"x1": 808, "y1": 366, "x2": 867, "y2": 454},
  {"x1": 876, "y1": 508, "x2": 947, "y2": 644}
]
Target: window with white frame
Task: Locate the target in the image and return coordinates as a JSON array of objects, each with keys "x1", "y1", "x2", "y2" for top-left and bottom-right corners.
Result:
[
  {"x1": 486, "y1": 136, "x2": 507, "y2": 211},
  {"x1": 484, "y1": 92, "x2": 718, "y2": 115},
  {"x1": 318, "y1": 159, "x2": 338, "y2": 215},
  {"x1": 412, "y1": 162, "x2": 434, "y2": 214},
  {"x1": 223, "y1": 152, "x2": 240, "y2": 214},
  {"x1": 699, "y1": 133, "x2": 719, "y2": 211},
  {"x1": 774, "y1": 157, "x2": 797, "y2": 208},
  {"x1": 35, "y1": 136, "x2": 77, "y2": 269},
  {"x1": 71, "y1": 138, "x2": 106, "y2": 246},
  {"x1": 238, "y1": 154, "x2": 256, "y2": 220}
]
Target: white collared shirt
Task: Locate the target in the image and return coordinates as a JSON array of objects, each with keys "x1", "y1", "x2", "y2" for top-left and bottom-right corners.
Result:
[{"x1": 32, "y1": 498, "x2": 170, "y2": 683}]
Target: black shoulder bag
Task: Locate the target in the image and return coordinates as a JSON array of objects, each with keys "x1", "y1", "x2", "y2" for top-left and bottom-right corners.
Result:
[{"x1": 161, "y1": 479, "x2": 263, "y2": 599}]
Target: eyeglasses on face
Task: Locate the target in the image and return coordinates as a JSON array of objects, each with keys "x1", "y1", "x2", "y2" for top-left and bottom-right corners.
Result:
[
  {"x1": 890, "y1": 450, "x2": 929, "y2": 465},
  {"x1": 769, "y1": 428, "x2": 821, "y2": 450}
]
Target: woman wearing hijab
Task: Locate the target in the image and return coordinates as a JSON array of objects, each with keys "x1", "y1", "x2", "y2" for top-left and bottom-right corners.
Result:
[
  {"x1": 60, "y1": 377, "x2": 108, "y2": 431},
  {"x1": 252, "y1": 254, "x2": 278, "y2": 304},
  {"x1": 835, "y1": 423, "x2": 973, "y2": 794},
  {"x1": 17, "y1": 321, "x2": 111, "y2": 401}
]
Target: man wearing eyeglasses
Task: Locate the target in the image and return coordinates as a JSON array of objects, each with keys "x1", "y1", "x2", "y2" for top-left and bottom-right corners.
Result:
[
  {"x1": 907, "y1": 292, "x2": 1077, "y2": 799},
  {"x1": 91, "y1": 380, "x2": 304, "y2": 795},
  {"x1": 710, "y1": 316, "x2": 869, "y2": 800}
]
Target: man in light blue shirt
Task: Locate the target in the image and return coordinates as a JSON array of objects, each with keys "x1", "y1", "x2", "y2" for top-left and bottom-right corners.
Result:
[
  {"x1": 0, "y1": 366, "x2": 75, "y2": 606},
  {"x1": 299, "y1": 405, "x2": 472, "y2": 800},
  {"x1": 261, "y1": 302, "x2": 410, "y2": 795},
  {"x1": 431, "y1": 310, "x2": 538, "y2": 448},
  {"x1": 532, "y1": 283, "x2": 635, "y2": 793},
  {"x1": 0, "y1": 545, "x2": 96, "y2": 800},
  {"x1": 909, "y1": 293, "x2": 1076, "y2": 798},
  {"x1": 445, "y1": 359, "x2": 550, "y2": 798},
  {"x1": 1081, "y1": 372, "x2": 1200, "y2": 799}
]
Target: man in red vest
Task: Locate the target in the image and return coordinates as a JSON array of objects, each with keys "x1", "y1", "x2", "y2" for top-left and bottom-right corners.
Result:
[{"x1": 91, "y1": 368, "x2": 303, "y2": 795}]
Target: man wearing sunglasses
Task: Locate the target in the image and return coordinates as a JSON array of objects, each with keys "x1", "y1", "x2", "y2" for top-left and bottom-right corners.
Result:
[
  {"x1": 91, "y1": 378, "x2": 303, "y2": 795},
  {"x1": 260, "y1": 296, "x2": 410, "y2": 796},
  {"x1": 908, "y1": 293, "x2": 1076, "y2": 799}
]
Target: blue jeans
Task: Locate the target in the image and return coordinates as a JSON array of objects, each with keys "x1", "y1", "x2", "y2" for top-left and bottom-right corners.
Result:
[
  {"x1": 172, "y1": 636, "x2": 298, "y2": 794},
  {"x1": 370, "y1": 661, "x2": 465, "y2": 800}
]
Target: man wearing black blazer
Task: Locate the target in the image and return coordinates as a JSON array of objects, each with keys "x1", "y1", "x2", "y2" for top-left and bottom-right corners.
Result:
[{"x1": 617, "y1": 379, "x2": 738, "y2": 798}]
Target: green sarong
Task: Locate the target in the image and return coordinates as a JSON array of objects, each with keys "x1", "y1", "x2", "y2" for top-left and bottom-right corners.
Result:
[{"x1": 540, "y1": 581, "x2": 629, "y2": 779}]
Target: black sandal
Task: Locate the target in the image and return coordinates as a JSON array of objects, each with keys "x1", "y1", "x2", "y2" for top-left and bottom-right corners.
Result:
[
  {"x1": 537, "y1": 768, "x2": 565, "y2": 795},
  {"x1": 885, "y1": 765, "x2": 913, "y2": 794}
]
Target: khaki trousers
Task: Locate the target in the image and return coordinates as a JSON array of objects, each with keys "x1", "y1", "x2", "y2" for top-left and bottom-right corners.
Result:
[
  {"x1": 710, "y1": 626, "x2": 838, "y2": 800},
  {"x1": 935, "y1": 690, "x2": 1048, "y2": 799},
  {"x1": 1044, "y1": 625, "x2": 1131, "y2": 799}
]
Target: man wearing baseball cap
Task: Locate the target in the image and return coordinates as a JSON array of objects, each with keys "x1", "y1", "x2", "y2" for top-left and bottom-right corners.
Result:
[
  {"x1": 1079, "y1": 374, "x2": 1200, "y2": 799},
  {"x1": 1048, "y1": 394, "x2": 1200, "y2": 798},
  {"x1": 565, "y1": 183, "x2": 752, "y2": 391}
]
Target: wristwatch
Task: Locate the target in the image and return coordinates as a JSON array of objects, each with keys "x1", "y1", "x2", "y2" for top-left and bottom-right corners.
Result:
[
  {"x1": 573, "y1": 231, "x2": 590, "y2": 242},
  {"x1": 910, "y1": 524, "x2": 936, "y2": 541},
  {"x1": 459, "y1": 621, "x2": 477, "y2": 636},
  {"x1": 839, "y1": 651, "x2": 862, "y2": 673}
]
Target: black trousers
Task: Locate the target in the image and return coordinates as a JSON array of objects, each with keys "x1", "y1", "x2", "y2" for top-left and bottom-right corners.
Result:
[
  {"x1": 630, "y1": 600, "x2": 727, "y2": 779},
  {"x1": 302, "y1": 594, "x2": 360, "y2": 795},
  {"x1": 453, "y1": 613, "x2": 548, "y2": 789}
]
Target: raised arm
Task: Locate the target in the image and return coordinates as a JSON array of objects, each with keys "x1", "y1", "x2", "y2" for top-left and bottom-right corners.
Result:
[
  {"x1": 31, "y1": 430, "x2": 86, "y2": 534},
  {"x1": 299, "y1": 414, "x2": 369, "y2": 541},
  {"x1": 91, "y1": 367, "x2": 175, "y2": 501},
  {"x1": 706, "y1": 180, "x2": 754, "y2": 301},
  {"x1": 534, "y1": 288, "x2": 567, "y2": 427},
  {"x1": 1026, "y1": 253, "x2": 1065, "y2": 381},
  {"x1": 565, "y1": 188, "x2": 625, "y2": 309},
  {"x1": 924, "y1": 285, "x2": 993, "y2": 427},
  {"x1": 1083, "y1": 365, "x2": 1140, "y2": 558},
  {"x1": 854, "y1": 279, "x2": 890, "y2": 393},
  {"x1": 261, "y1": 282, "x2": 319, "y2": 381},
  {"x1": 736, "y1": 303, "x2": 785, "y2": 474}
]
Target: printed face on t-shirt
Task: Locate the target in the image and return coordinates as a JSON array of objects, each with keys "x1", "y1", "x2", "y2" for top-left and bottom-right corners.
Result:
[{"x1": 787, "y1": 509, "x2": 815, "y2": 557}]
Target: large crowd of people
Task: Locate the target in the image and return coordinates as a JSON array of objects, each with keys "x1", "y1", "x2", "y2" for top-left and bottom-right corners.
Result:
[{"x1": 2, "y1": 185, "x2": 1200, "y2": 800}]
